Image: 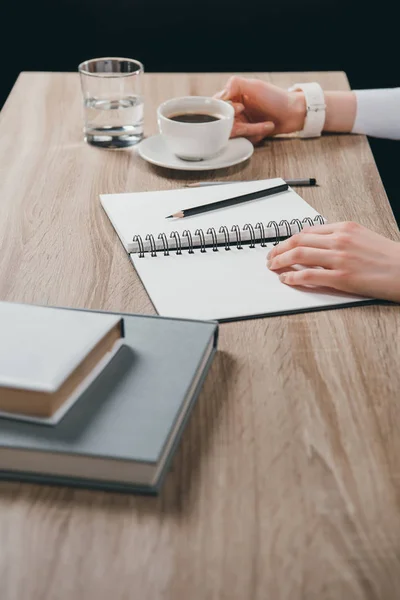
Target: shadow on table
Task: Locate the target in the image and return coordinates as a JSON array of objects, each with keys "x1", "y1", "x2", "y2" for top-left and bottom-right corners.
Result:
[{"x1": 147, "y1": 160, "x2": 251, "y2": 183}]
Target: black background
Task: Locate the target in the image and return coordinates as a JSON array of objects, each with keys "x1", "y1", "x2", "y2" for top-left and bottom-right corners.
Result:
[{"x1": 2, "y1": 0, "x2": 399, "y2": 222}]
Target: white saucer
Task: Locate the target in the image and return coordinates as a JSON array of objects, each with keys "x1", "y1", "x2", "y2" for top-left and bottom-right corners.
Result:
[{"x1": 137, "y1": 135, "x2": 254, "y2": 171}]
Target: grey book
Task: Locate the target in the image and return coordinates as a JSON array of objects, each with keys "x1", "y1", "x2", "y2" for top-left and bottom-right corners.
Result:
[{"x1": 0, "y1": 308, "x2": 218, "y2": 495}]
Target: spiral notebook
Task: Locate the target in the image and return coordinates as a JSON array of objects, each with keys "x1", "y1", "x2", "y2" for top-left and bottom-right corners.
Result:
[{"x1": 100, "y1": 178, "x2": 370, "y2": 321}]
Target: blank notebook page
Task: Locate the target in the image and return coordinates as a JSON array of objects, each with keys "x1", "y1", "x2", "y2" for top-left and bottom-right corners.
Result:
[{"x1": 131, "y1": 246, "x2": 367, "y2": 321}]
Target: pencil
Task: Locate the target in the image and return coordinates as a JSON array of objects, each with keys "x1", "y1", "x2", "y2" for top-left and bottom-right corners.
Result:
[
  {"x1": 166, "y1": 182, "x2": 289, "y2": 219},
  {"x1": 184, "y1": 178, "x2": 317, "y2": 188}
]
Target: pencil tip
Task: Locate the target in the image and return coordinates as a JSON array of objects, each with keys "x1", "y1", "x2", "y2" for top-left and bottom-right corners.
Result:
[{"x1": 166, "y1": 211, "x2": 184, "y2": 219}]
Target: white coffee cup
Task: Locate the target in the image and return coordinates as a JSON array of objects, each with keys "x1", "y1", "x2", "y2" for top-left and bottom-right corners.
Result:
[{"x1": 157, "y1": 96, "x2": 234, "y2": 161}]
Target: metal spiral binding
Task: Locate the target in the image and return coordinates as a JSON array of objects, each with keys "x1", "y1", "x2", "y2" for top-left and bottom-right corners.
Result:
[
  {"x1": 170, "y1": 231, "x2": 182, "y2": 255},
  {"x1": 290, "y1": 218, "x2": 303, "y2": 233},
  {"x1": 219, "y1": 226, "x2": 231, "y2": 251},
  {"x1": 132, "y1": 235, "x2": 145, "y2": 258},
  {"x1": 279, "y1": 219, "x2": 291, "y2": 237},
  {"x1": 243, "y1": 224, "x2": 256, "y2": 248},
  {"x1": 231, "y1": 225, "x2": 243, "y2": 249},
  {"x1": 145, "y1": 234, "x2": 157, "y2": 257},
  {"x1": 195, "y1": 229, "x2": 207, "y2": 253},
  {"x1": 255, "y1": 222, "x2": 267, "y2": 247},
  {"x1": 302, "y1": 217, "x2": 314, "y2": 228},
  {"x1": 268, "y1": 220, "x2": 280, "y2": 246},
  {"x1": 207, "y1": 227, "x2": 219, "y2": 251},
  {"x1": 158, "y1": 232, "x2": 169, "y2": 256},
  {"x1": 132, "y1": 215, "x2": 324, "y2": 257},
  {"x1": 182, "y1": 230, "x2": 194, "y2": 254}
]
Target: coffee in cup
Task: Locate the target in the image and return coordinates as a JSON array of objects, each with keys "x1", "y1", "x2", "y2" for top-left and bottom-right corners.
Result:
[
  {"x1": 157, "y1": 97, "x2": 234, "y2": 161},
  {"x1": 168, "y1": 113, "x2": 221, "y2": 124}
]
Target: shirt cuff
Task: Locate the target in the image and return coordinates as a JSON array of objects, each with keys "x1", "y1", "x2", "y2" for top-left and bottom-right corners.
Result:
[{"x1": 352, "y1": 88, "x2": 400, "y2": 140}]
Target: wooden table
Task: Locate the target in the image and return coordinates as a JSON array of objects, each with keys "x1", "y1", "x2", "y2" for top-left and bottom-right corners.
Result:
[{"x1": 1, "y1": 71, "x2": 400, "y2": 600}]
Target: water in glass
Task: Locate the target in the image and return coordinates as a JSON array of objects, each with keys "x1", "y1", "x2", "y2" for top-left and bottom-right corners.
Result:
[
  {"x1": 79, "y1": 57, "x2": 144, "y2": 149},
  {"x1": 83, "y1": 96, "x2": 144, "y2": 148}
]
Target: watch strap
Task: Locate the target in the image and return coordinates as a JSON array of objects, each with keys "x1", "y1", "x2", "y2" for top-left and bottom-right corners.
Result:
[{"x1": 288, "y1": 82, "x2": 326, "y2": 138}]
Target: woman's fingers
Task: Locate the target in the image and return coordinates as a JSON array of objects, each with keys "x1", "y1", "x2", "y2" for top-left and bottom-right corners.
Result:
[
  {"x1": 268, "y1": 233, "x2": 334, "y2": 260},
  {"x1": 268, "y1": 247, "x2": 338, "y2": 271},
  {"x1": 215, "y1": 76, "x2": 245, "y2": 101},
  {"x1": 301, "y1": 222, "x2": 361, "y2": 235},
  {"x1": 278, "y1": 268, "x2": 341, "y2": 289},
  {"x1": 231, "y1": 120, "x2": 275, "y2": 138},
  {"x1": 268, "y1": 222, "x2": 365, "y2": 260},
  {"x1": 230, "y1": 102, "x2": 245, "y2": 115},
  {"x1": 247, "y1": 134, "x2": 265, "y2": 145},
  {"x1": 300, "y1": 224, "x2": 336, "y2": 235}
]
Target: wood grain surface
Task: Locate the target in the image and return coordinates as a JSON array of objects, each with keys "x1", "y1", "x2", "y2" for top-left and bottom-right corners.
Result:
[{"x1": 0, "y1": 72, "x2": 400, "y2": 600}]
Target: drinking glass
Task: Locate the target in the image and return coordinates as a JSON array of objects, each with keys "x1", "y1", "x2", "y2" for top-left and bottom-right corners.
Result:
[{"x1": 79, "y1": 57, "x2": 144, "y2": 148}]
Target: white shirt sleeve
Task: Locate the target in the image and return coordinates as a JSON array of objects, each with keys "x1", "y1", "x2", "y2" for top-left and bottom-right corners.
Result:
[{"x1": 352, "y1": 88, "x2": 400, "y2": 139}]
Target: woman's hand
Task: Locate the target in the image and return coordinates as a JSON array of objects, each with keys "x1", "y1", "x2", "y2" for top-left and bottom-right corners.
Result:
[
  {"x1": 215, "y1": 76, "x2": 307, "y2": 144},
  {"x1": 215, "y1": 76, "x2": 357, "y2": 143},
  {"x1": 267, "y1": 222, "x2": 400, "y2": 302}
]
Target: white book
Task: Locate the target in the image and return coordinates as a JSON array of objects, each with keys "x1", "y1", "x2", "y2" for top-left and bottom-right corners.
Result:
[
  {"x1": 100, "y1": 179, "x2": 371, "y2": 321},
  {"x1": 0, "y1": 302, "x2": 123, "y2": 424}
]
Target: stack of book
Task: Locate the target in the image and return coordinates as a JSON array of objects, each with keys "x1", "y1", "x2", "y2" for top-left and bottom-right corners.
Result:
[{"x1": 0, "y1": 302, "x2": 217, "y2": 494}]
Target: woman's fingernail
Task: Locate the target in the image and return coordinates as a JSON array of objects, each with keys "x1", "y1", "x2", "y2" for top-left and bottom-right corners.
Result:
[
  {"x1": 217, "y1": 89, "x2": 229, "y2": 100},
  {"x1": 264, "y1": 122, "x2": 275, "y2": 132},
  {"x1": 279, "y1": 274, "x2": 287, "y2": 283},
  {"x1": 267, "y1": 260, "x2": 272, "y2": 268},
  {"x1": 266, "y1": 250, "x2": 272, "y2": 259},
  {"x1": 234, "y1": 104, "x2": 245, "y2": 113}
]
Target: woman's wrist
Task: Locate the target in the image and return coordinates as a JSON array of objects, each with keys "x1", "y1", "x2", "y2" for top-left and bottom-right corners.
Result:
[
  {"x1": 288, "y1": 91, "x2": 307, "y2": 132},
  {"x1": 323, "y1": 91, "x2": 357, "y2": 132},
  {"x1": 287, "y1": 90, "x2": 357, "y2": 134}
]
